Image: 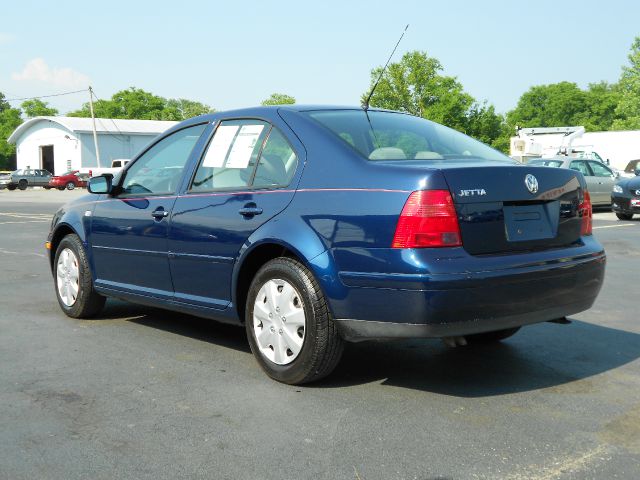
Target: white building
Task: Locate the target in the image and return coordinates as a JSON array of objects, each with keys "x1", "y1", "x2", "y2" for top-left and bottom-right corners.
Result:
[{"x1": 8, "y1": 116, "x2": 177, "y2": 175}]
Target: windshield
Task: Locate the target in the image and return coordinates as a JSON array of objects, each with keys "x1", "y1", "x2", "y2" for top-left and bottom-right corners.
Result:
[{"x1": 305, "y1": 110, "x2": 511, "y2": 163}]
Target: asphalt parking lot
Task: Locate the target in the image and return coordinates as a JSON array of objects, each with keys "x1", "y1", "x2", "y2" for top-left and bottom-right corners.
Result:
[{"x1": 1, "y1": 188, "x2": 639, "y2": 480}]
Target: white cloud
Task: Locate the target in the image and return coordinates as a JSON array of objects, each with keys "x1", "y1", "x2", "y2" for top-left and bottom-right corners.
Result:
[
  {"x1": 11, "y1": 58, "x2": 90, "y2": 89},
  {"x1": 0, "y1": 32, "x2": 14, "y2": 45}
]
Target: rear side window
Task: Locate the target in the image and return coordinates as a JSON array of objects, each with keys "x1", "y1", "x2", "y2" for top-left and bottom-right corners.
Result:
[
  {"x1": 305, "y1": 110, "x2": 510, "y2": 163},
  {"x1": 570, "y1": 161, "x2": 591, "y2": 176},
  {"x1": 253, "y1": 128, "x2": 297, "y2": 188},
  {"x1": 190, "y1": 120, "x2": 297, "y2": 192}
]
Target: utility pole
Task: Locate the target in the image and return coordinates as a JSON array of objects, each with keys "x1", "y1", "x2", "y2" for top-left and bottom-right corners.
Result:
[{"x1": 88, "y1": 86, "x2": 101, "y2": 168}]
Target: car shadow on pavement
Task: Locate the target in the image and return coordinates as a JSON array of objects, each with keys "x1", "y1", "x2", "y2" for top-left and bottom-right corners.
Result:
[
  {"x1": 98, "y1": 299, "x2": 251, "y2": 354},
  {"x1": 318, "y1": 320, "x2": 640, "y2": 396},
  {"x1": 95, "y1": 302, "x2": 639, "y2": 396}
]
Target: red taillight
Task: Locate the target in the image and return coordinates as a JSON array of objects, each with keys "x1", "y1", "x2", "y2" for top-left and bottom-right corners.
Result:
[
  {"x1": 580, "y1": 189, "x2": 592, "y2": 236},
  {"x1": 392, "y1": 190, "x2": 462, "y2": 248}
]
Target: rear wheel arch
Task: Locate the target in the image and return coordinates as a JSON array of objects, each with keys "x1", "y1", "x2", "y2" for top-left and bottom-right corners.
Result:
[
  {"x1": 234, "y1": 242, "x2": 300, "y2": 323},
  {"x1": 233, "y1": 240, "x2": 344, "y2": 325}
]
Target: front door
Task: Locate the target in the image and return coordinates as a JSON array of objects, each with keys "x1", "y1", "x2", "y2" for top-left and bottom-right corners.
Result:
[
  {"x1": 90, "y1": 123, "x2": 207, "y2": 300},
  {"x1": 168, "y1": 119, "x2": 300, "y2": 310}
]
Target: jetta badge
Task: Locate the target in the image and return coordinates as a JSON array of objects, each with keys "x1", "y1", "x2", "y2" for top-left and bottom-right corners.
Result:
[{"x1": 525, "y1": 174, "x2": 539, "y2": 194}]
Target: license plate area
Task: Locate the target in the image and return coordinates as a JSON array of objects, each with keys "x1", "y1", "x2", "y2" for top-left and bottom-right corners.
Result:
[{"x1": 504, "y1": 201, "x2": 559, "y2": 242}]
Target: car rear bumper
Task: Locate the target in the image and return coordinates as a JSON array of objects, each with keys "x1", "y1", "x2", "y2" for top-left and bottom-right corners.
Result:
[{"x1": 331, "y1": 241, "x2": 606, "y2": 342}]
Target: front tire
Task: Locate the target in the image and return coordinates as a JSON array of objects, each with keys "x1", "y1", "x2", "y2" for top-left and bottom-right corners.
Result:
[
  {"x1": 246, "y1": 257, "x2": 344, "y2": 385},
  {"x1": 616, "y1": 212, "x2": 633, "y2": 221},
  {"x1": 54, "y1": 234, "x2": 106, "y2": 318},
  {"x1": 66, "y1": 182, "x2": 75, "y2": 190},
  {"x1": 466, "y1": 327, "x2": 520, "y2": 345},
  {"x1": 7, "y1": 184, "x2": 16, "y2": 191},
  {"x1": 18, "y1": 179, "x2": 27, "y2": 190}
]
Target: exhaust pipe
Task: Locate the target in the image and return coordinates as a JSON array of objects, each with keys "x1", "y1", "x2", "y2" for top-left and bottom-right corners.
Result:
[
  {"x1": 442, "y1": 336, "x2": 468, "y2": 348},
  {"x1": 547, "y1": 317, "x2": 571, "y2": 324}
]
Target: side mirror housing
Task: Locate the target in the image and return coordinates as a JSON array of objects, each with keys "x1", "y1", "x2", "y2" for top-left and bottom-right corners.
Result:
[
  {"x1": 88, "y1": 174, "x2": 113, "y2": 194},
  {"x1": 635, "y1": 168, "x2": 640, "y2": 177}
]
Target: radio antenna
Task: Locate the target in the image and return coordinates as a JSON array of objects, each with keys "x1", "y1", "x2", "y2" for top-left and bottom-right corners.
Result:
[{"x1": 362, "y1": 24, "x2": 409, "y2": 110}]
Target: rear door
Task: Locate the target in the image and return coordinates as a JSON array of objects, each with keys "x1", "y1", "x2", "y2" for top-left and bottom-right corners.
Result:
[
  {"x1": 168, "y1": 119, "x2": 300, "y2": 309},
  {"x1": 90, "y1": 123, "x2": 207, "y2": 299},
  {"x1": 569, "y1": 160, "x2": 602, "y2": 203},
  {"x1": 587, "y1": 161, "x2": 615, "y2": 205}
]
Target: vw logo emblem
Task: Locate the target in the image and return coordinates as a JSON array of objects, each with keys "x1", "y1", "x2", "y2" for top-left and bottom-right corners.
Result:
[
  {"x1": 636, "y1": 189, "x2": 640, "y2": 196},
  {"x1": 525, "y1": 174, "x2": 539, "y2": 194}
]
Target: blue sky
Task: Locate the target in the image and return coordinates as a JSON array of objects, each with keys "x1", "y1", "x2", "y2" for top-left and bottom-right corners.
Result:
[{"x1": 1, "y1": 0, "x2": 639, "y2": 115}]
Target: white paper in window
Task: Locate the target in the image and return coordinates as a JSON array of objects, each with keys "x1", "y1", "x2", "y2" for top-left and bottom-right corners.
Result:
[
  {"x1": 202, "y1": 125, "x2": 239, "y2": 168},
  {"x1": 225, "y1": 124, "x2": 265, "y2": 169}
]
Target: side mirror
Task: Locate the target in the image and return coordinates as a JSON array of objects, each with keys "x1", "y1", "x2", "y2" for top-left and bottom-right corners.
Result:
[
  {"x1": 635, "y1": 168, "x2": 640, "y2": 177},
  {"x1": 88, "y1": 174, "x2": 113, "y2": 194}
]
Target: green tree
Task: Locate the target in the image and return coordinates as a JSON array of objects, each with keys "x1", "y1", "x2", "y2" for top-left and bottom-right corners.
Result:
[
  {"x1": 613, "y1": 36, "x2": 640, "y2": 129},
  {"x1": 505, "y1": 82, "x2": 588, "y2": 128},
  {"x1": 0, "y1": 93, "x2": 23, "y2": 169},
  {"x1": 362, "y1": 50, "x2": 474, "y2": 132},
  {"x1": 164, "y1": 98, "x2": 214, "y2": 120},
  {"x1": 466, "y1": 102, "x2": 505, "y2": 148},
  {"x1": 261, "y1": 93, "x2": 296, "y2": 106},
  {"x1": 362, "y1": 50, "x2": 506, "y2": 148},
  {"x1": 575, "y1": 81, "x2": 621, "y2": 131},
  {"x1": 68, "y1": 87, "x2": 213, "y2": 121},
  {"x1": 21, "y1": 99, "x2": 58, "y2": 118}
]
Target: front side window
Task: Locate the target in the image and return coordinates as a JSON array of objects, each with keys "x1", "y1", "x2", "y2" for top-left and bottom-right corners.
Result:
[
  {"x1": 305, "y1": 110, "x2": 511, "y2": 163},
  {"x1": 120, "y1": 124, "x2": 206, "y2": 196},
  {"x1": 588, "y1": 161, "x2": 613, "y2": 178}
]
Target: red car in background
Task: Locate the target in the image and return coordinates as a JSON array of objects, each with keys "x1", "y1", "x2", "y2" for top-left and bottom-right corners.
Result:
[{"x1": 48, "y1": 171, "x2": 89, "y2": 190}]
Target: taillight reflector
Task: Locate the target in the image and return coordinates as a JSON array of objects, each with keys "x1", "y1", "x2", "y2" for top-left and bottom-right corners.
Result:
[
  {"x1": 392, "y1": 190, "x2": 462, "y2": 248},
  {"x1": 580, "y1": 189, "x2": 592, "y2": 236}
]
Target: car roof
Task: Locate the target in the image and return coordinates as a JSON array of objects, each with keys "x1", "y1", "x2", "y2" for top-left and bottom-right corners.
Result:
[{"x1": 177, "y1": 105, "x2": 408, "y2": 128}]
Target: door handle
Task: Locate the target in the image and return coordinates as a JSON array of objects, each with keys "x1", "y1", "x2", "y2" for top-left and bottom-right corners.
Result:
[
  {"x1": 151, "y1": 208, "x2": 169, "y2": 219},
  {"x1": 238, "y1": 204, "x2": 263, "y2": 217}
]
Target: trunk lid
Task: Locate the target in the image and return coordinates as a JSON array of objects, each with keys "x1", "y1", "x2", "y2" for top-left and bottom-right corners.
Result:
[{"x1": 440, "y1": 164, "x2": 585, "y2": 255}]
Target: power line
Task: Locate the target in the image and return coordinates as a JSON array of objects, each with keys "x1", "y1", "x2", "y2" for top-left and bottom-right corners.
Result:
[
  {"x1": 90, "y1": 88, "x2": 128, "y2": 143},
  {"x1": 4, "y1": 88, "x2": 88, "y2": 102}
]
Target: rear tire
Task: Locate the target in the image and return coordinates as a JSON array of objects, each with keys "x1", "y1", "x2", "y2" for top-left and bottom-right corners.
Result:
[
  {"x1": 44, "y1": 186, "x2": 51, "y2": 190},
  {"x1": 616, "y1": 212, "x2": 633, "y2": 221},
  {"x1": 7, "y1": 184, "x2": 16, "y2": 191},
  {"x1": 66, "y1": 182, "x2": 75, "y2": 190},
  {"x1": 18, "y1": 179, "x2": 27, "y2": 190},
  {"x1": 54, "y1": 234, "x2": 106, "y2": 318},
  {"x1": 466, "y1": 327, "x2": 520, "y2": 345},
  {"x1": 245, "y1": 257, "x2": 344, "y2": 385}
]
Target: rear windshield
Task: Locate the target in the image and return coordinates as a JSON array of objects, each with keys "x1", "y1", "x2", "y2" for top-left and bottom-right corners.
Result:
[{"x1": 305, "y1": 110, "x2": 511, "y2": 163}]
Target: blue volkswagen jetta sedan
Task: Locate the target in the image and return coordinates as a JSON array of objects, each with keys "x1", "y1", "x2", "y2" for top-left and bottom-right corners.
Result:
[{"x1": 47, "y1": 106, "x2": 606, "y2": 384}]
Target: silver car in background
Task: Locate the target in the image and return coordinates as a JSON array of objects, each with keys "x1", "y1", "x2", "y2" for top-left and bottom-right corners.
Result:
[{"x1": 527, "y1": 157, "x2": 616, "y2": 206}]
